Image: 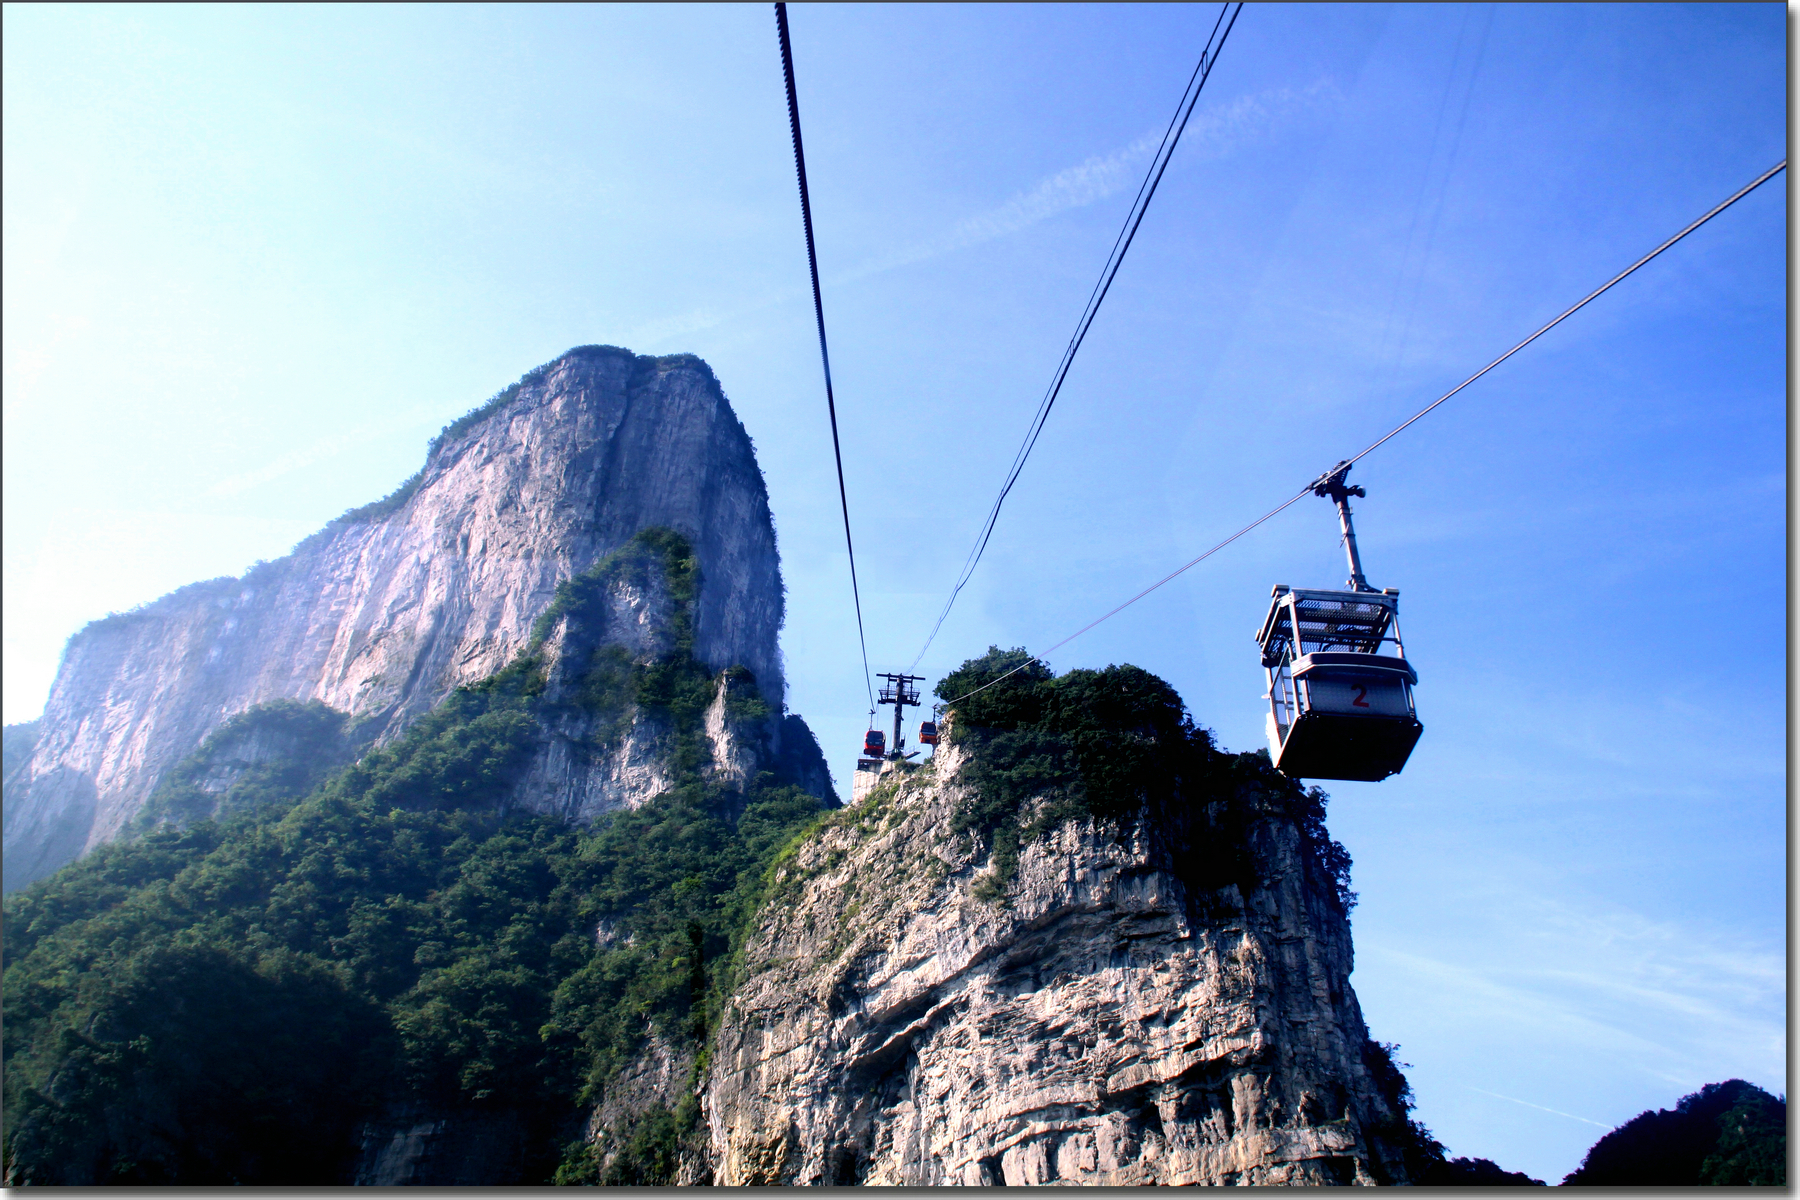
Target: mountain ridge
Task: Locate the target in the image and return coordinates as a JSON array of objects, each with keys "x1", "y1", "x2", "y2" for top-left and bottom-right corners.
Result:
[
  {"x1": 2, "y1": 347, "x2": 1601, "y2": 1187},
  {"x1": 4, "y1": 346, "x2": 797, "y2": 890}
]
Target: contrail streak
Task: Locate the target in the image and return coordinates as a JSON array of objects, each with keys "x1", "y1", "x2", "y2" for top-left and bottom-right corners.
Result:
[{"x1": 1466, "y1": 1086, "x2": 1612, "y2": 1129}]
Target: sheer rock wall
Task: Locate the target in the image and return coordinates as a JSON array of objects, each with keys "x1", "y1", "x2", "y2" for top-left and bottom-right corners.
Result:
[
  {"x1": 704, "y1": 740, "x2": 1411, "y2": 1187},
  {"x1": 5, "y1": 347, "x2": 796, "y2": 890}
]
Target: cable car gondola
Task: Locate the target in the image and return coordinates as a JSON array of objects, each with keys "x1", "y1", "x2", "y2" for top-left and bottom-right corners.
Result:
[
  {"x1": 863, "y1": 728, "x2": 886, "y2": 758},
  {"x1": 918, "y1": 717, "x2": 939, "y2": 746},
  {"x1": 1257, "y1": 462, "x2": 1422, "y2": 782}
]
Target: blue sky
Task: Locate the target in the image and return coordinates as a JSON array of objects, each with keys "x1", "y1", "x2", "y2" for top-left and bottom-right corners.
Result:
[{"x1": 2, "y1": 3, "x2": 1784, "y2": 1181}]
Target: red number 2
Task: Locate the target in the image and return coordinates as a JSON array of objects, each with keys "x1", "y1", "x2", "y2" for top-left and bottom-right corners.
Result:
[{"x1": 1351, "y1": 685, "x2": 1370, "y2": 708}]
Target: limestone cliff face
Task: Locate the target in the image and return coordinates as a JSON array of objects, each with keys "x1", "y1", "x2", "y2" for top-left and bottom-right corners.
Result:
[
  {"x1": 702, "y1": 737, "x2": 1412, "y2": 1187},
  {"x1": 4, "y1": 346, "x2": 795, "y2": 890},
  {"x1": 499, "y1": 530, "x2": 808, "y2": 830}
]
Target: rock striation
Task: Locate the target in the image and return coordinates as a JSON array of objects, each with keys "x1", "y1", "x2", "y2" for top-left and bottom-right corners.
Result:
[
  {"x1": 703, "y1": 736, "x2": 1413, "y2": 1186},
  {"x1": 4, "y1": 346, "x2": 800, "y2": 890}
]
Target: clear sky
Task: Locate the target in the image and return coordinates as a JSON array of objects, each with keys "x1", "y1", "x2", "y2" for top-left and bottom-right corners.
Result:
[{"x1": 3, "y1": 3, "x2": 1784, "y2": 1182}]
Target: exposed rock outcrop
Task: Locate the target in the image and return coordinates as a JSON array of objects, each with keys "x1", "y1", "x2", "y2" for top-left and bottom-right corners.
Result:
[
  {"x1": 5, "y1": 347, "x2": 799, "y2": 890},
  {"x1": 501, "y1": 528, "x2": 813, "y2": 827},
  {"x1": 4, "y1": 337, "x2": 1425, "y2": 1189},
  {"x1": 704, "y1": 737, "x2": 1412, "y2": 1186}
]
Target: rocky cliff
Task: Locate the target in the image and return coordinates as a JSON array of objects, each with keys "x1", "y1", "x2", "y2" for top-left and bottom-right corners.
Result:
[
  {"x1": 3, "y1": 341, "x2": 1436, "y2": 1187},
  {"x1": 4, "y1": 346, "x2": 800, "y2": 890},
  {"x1": 699, "y1": 732, "x2": 1412, "y2": 1186},
  {"x1": 4, "y1": 621, "x2": 1427, "y2": 1187}
]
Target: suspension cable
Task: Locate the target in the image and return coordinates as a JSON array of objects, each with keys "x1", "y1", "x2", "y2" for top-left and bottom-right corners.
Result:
[
  {"x1": 776, "y1": 2, "x2": 873, "y2": 708},
  {"x1": 910, "y1": 2, "x2": 1244, "y2": 671},
  {"x1": 1341, "y1": 157, "x2": 1788, "y2": 470},
  {"x1": 938, "y1": 157, "x2": 1787, "y2": 710}
]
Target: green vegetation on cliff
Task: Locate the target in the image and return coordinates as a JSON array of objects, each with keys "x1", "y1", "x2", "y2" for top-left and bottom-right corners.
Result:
[
  {"x1": 10, "y1": 629, "x2": 1587, "y2": 1187},
  {"x1": 131, "y1": 699, "x2": 355, "y2": 832},
  {"x1": 937, "y1": 645, "x2": 1354, "y2": 911},
  {"x1": 1, "y1": 530, "x2": 824, "y2": 1186}
]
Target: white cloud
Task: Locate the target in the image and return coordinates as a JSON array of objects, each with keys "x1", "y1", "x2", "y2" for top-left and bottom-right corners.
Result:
[
  {"x1": 831, "y1": 132, "x2": 1163, "y2": 284},
  {"x1": 1361, "y1": 892, "x2": 1786, "y2": 1093},
  {"x1": 621, "y1": 81, "x2": 1342, "y2": 348},
  {"x1": 837, "y1": 80, "x2": 1342, "y2": 285}
]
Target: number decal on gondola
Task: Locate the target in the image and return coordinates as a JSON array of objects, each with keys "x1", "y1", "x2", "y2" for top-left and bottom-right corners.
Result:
[{"x1": 1351, "y1": 685, "x2": 1370, "y2": 708}]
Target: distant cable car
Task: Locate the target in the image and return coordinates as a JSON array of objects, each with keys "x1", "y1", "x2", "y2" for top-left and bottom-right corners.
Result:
[
  {"x1": 1257, "y1": 462, "x2": 1422, "y2": 782},
  {"x1": 918, "y1": 719, "x2": 939, "y2": 746},
  {"x1": 863, "y1": 728, "x2": 886, "y2": 757}
]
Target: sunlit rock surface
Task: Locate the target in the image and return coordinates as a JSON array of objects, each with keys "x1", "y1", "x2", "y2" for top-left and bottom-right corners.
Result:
[
  {"x1": 705, "y1": 738, "x2": 1412, "y2": 1186},
  {"x1": 4, "y1": 347, "x2": 796, "y2": 889}
]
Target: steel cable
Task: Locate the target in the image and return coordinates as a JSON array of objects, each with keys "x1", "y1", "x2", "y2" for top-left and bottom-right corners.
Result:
[
  {"x1": 911, "y1": 2, "x2": 1244, "y2": 671},
  {"x1": 939, "y1": 158, "x2": 1787, "y2": 709},
  {"x1": 776, "y1": 2, "x2": 873, "y2": 708}
]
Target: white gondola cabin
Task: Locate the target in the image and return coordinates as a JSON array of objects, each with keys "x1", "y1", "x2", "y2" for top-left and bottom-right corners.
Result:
[
  {"x1": 1257, "y1": 585, "x2": 1420, "y2": 781},
  {"x1": 1257, "y1": 461, "x2": 1423, "y2": 782}
]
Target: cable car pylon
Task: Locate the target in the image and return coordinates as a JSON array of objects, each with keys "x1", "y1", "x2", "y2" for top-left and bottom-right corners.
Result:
[
  {"x1": 1256, "y1": 462, "x2": 1422, "y2": 782},
  {"x1": 876, "y1": 673, "x2": 925, "y2": 761}
]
